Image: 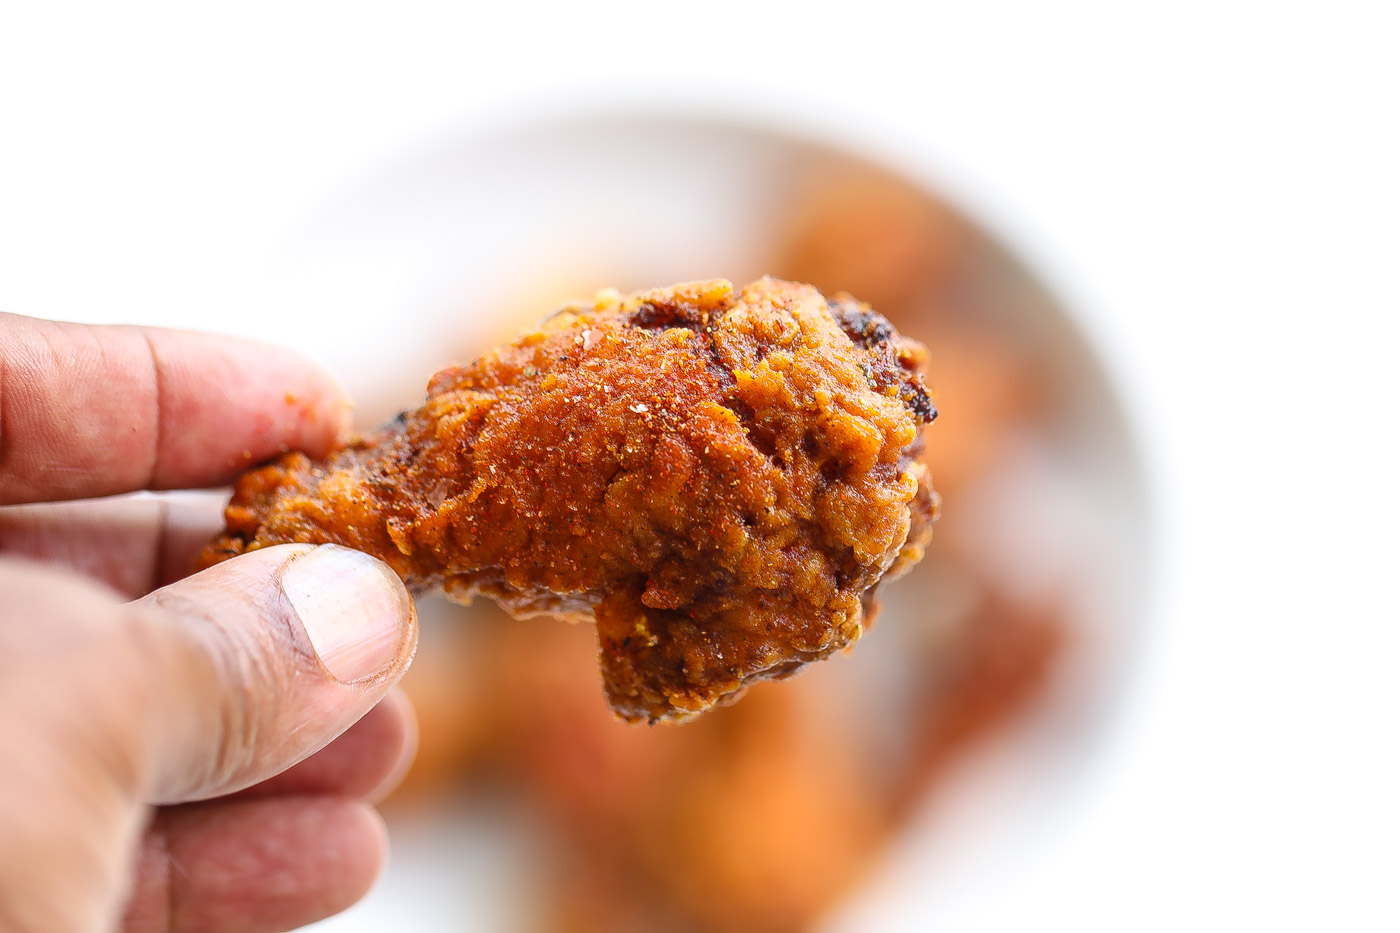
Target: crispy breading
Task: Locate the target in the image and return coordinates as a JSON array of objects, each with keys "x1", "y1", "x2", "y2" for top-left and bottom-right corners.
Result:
[{"x1": 200, "y1": 277, "x2": 937, "y2": 722}]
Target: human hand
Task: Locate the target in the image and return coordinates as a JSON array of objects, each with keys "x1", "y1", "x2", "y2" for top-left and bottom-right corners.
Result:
[{"x1": 0, "y1": 313, "x2": 420, "y2": 932}]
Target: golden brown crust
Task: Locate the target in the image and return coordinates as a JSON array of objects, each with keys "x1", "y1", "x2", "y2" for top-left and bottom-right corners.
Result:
[{"x1": 200, "y1": 277, "x2": 938, "y2": 722}]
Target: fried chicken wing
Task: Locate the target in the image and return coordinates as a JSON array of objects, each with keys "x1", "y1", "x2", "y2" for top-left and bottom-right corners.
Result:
[{"x1": 200, "y1": 277, "x2": 938, "y2": 722}]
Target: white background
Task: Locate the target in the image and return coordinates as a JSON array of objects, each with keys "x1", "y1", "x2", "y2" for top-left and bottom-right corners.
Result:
[{"x1": 2, "y1": 2, "x2": 1397, "y2": 929}]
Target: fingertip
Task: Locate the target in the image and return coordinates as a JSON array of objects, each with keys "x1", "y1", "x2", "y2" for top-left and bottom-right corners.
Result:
[
  {"x1": 139, "y1": 544, "x2": 418, "y2": 803},
  {"x1": 127, "y1": 797, "x2": 390, "y2": 933},
  {"x1": 144, "y1": 328, "x2": 353, "y2": 488},
  {"x1": 366, "y1": 688, "x2": 420, "y2": 804},
  {"x1": 333, "y1": 801, "x2": 391, "y2": 907},
  {"x1": 0, "y1": 316, "x2": 356, "y2": 503},
  {"x1": 280, "y1": 545, "x2": 418, "y2": 685}
]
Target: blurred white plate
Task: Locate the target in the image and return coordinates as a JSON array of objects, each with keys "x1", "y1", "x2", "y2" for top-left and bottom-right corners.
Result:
[{"x1": 274, "y1": 113, "x2": 1151, "y2": 932}]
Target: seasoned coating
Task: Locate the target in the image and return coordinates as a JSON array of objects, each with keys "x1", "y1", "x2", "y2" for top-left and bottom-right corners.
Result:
[{"x1": 200, "y1": 277, "x2": 937, "y2": 722}]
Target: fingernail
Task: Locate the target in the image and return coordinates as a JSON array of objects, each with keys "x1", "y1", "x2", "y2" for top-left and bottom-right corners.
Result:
[{"x1": 282, "y1": 545, "x2": 413, "y2": 682}]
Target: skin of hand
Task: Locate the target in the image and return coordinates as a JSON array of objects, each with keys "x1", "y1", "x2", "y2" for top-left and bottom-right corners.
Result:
[{"x1": 0, "y1": 312, "x2": 421, "y2": 933}]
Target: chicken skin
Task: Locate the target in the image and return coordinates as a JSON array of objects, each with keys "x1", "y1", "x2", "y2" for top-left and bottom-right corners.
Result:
[{"x1": 200, "y1": 278, "x2": 938, "y2": 722}]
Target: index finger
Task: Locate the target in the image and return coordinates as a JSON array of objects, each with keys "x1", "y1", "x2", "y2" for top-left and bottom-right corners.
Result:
[{"x1": 0, "y1": 312, "x2": 350, "y2": 504}]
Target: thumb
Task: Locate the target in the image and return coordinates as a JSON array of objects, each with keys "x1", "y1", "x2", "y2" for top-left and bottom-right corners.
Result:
[{"x1": 133, "y1": 543, "x2": 417, "y2": 804}]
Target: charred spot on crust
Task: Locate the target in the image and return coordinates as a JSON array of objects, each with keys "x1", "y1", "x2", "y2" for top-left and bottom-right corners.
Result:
[
  {"x1": 701, "y1": 329, "x2": 737, "y2": 391},
  {"x1": 827, "y1": 296, "x2": 936, "y2": 423},
  {"x1": 898, "y1": 377, "x2": 938, "y2": 423},
  {"x1": 829, "y1": 297, "x2": 895, "y2": 349},
  {"x1": 869, "y1": 361, "x2": 936, "y2": 422},
  {"x1": 629, "y1": 300, "x2": 712, "y2": 332}
]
